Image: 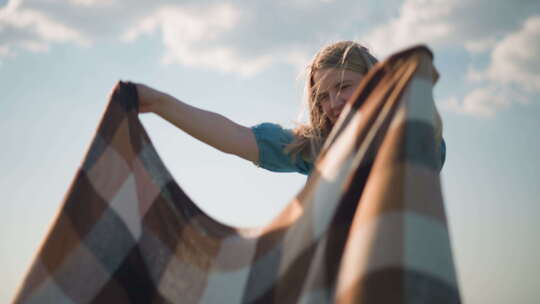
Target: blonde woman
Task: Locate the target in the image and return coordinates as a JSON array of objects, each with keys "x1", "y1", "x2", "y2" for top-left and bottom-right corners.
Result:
[{"x1": 135, "y1": 41, "x2": 446, "y2": 176}]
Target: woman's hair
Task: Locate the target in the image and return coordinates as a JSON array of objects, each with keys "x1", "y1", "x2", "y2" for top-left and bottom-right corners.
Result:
[{"x1": 284, "y1": 40, "x2": 379, "y2": 162}]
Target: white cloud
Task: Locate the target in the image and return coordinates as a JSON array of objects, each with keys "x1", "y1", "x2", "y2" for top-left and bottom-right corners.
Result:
[
  {"x1": 364, "y1": 0, "x2": 540, "y2": 58},
  {"x1": 5, "y1": 9, "x2": 88, "y2": 43},
  {"x1": 364, "y1": 0, "x2": 539, "y2": 118},
  {"x1": 122, "y1": 3, "x2": 272, "y2": 77},
  {"x1": 439, "y1": 87, "x2": 511, "y2": 118},
  {"x1": 464, "y1": 37, "x2": 498, "y2": 54},
  {"x1": 365, "y1": 0, "x2": 455, "y2": 57},
  {"x1": 483, "y1": 16, "x2": 540, "y2": 92},
  {"x1": 0, "y1": 0, "x2": 89, "y2": 55},
  {"x1": 445, "y1": 15, "x2": 540, "y2": 118},
  {"x1": 125, "y1": 4, "x2": 240, "y2": 43}
]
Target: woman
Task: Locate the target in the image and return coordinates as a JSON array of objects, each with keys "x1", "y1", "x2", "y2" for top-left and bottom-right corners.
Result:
[{"x1": 135, "y1": 41, "x2": 445, "y2": 176}]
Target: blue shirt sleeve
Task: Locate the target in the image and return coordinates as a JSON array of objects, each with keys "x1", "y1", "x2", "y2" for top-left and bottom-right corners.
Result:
[
  {"x1": 440, "y1": 138, "x2": 447, "y2": 170},
  {"x1": 251, "y1": 123, "x2": 313, "y2": 175}
]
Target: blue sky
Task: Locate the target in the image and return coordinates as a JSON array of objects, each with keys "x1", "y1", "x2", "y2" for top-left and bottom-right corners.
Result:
[{"x1": 1, "y1": 0, "x2": 539, "y2": 303}]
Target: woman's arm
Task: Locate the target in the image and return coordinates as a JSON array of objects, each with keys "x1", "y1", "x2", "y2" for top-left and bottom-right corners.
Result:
[{"x1": 136, "y1": 83, "x2": 259, "y2": 163}]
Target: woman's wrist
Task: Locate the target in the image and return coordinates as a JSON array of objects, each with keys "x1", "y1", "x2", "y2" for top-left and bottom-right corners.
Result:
[{"x1": 151, "y1": 91, "x2": 174, "y2": 116}]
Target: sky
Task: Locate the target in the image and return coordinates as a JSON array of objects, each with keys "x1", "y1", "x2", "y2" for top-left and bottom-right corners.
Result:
[{"x1": 1, "y1": 0, "x2": 539, "y2": 303}]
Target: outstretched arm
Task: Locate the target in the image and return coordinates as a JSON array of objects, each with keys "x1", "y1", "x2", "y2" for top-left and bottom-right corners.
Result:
[{"x1": 136, "y1": 83, "x2": 259, "y2": 163}]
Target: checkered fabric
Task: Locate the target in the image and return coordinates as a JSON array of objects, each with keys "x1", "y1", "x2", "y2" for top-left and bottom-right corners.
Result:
[{"x1": 14, "y1": 45, "x2": 461, "y2": 303}]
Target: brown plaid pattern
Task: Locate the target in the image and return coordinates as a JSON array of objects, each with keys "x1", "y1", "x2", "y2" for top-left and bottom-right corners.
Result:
[{"x1": 14, "y1": 45, "x2": 461, "y2": 303}]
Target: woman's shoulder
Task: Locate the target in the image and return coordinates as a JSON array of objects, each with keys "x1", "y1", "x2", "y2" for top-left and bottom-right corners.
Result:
[
  {"x1": 251, "y1": 122, "x2": 292, "y2": 132},
  {"x1": 251, "y1": 122, "x2": 295, "y2": 142},
  {"x1": 250, "y1": 122, "x2": 312, "y2": 175}
]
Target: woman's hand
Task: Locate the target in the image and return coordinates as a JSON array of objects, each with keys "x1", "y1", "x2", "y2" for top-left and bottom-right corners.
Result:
[{"x1": 135, "y1": 83, "x2": 165, "y2": 114}]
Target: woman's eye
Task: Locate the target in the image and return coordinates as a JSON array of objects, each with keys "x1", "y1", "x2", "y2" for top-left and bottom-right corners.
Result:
[{"x1": 318, "y1": 94, "x2": 329, "y2": 102}]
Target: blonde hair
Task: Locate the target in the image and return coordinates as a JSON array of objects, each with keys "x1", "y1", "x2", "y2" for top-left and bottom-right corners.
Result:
[{"x1": 284, "y1": 40, "x2": 378, "y2": 162}]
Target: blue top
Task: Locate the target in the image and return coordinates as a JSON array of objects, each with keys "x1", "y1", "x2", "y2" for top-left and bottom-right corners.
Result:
[{"x1": 251, "y1": 122, "x2": 446, "y2": 176}]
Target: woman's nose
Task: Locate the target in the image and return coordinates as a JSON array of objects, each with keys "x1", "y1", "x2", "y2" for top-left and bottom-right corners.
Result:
[{"x1": 330, "y1": 93, "x2": 346, "y2": 110}]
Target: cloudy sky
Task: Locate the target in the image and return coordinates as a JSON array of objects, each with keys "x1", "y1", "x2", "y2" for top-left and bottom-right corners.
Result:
[{"x1": 1, "y1": 0, "x2": 539, "y2": 302}]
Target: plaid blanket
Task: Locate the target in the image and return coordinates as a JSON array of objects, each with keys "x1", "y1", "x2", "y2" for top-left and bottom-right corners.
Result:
[{"x1": 14, "y1": 45, "x2": 461, "y2": 303}]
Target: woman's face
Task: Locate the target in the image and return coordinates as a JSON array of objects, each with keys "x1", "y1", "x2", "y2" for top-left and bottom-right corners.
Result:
[{"x1": 312, "y1": 68, "x2": 364, "y2": 125}]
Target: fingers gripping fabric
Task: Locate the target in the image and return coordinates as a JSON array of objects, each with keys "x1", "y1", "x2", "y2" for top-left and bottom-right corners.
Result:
[{"x1": 14, "y1": 45, "x2": 461, "y2": 304}]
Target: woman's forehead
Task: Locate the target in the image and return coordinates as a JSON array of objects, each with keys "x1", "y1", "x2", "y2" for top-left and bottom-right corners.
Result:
[{"x1": 312, "y1": 68, "x2": 362, "y2": 91}]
